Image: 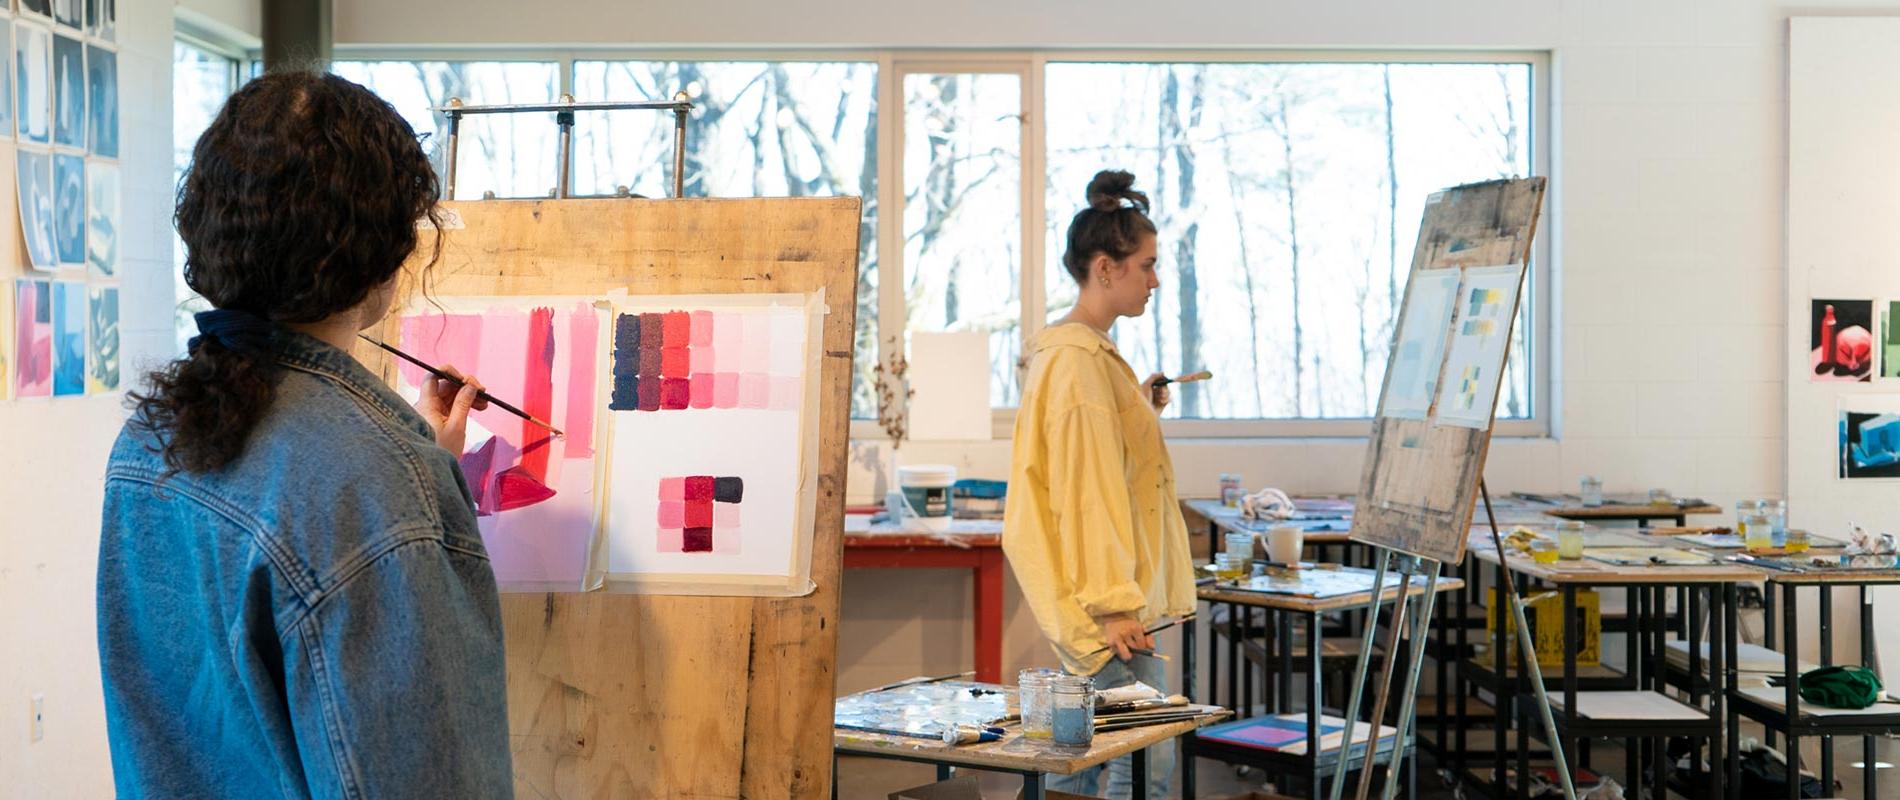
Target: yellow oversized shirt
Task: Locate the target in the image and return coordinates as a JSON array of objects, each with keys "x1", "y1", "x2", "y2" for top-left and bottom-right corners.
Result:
[{"x1": 1004, "y1": 322, "x2": 1197, "y2": 676}]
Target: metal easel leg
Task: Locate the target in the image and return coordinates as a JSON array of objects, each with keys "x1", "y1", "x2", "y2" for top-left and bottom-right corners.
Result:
[
  {"x1": 1352, "y1": 555, "x2": 1419, "y2": 800},
  {"x1": 1327, "y1": 547, "x2": 1394, "y2": 800},
  {"x1": 1479, "y1": 480, "x2": 1577, "y2": 800},
  {"x1": 1380, "y1": 563, "x2": 1442, "y2": 800}
]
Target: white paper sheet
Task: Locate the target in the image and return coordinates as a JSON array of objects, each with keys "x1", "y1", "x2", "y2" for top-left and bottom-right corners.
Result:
[
  {"x1": 906, "y1": 331, "x2": 992, "y2": 441},
  {"x1": 1379, "y1": 268, "x2": 1460, "y2": 420},
  {"x1": 1433, "y1": 265, "x2": 1522, "y2": 428},
  {"x1": 593, "y1": 292, "x2": 823, "y2": 593}
]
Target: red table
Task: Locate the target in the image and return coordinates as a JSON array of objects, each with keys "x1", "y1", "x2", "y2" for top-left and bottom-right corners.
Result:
[{"x1": 842, "y1": 516, "x2": 1006, "y2": 683}]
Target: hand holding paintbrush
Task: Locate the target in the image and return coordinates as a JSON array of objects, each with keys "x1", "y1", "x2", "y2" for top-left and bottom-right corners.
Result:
[
  {"x1": 359, "y1": 335, "x2": 566, "y2": 453},
  {"x1": 1148, "y1": 369, "x2": 1212, "y2": 409}
]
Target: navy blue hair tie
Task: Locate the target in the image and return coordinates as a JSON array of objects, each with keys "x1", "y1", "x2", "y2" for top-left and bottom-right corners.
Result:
[{"x1": 189, "y1": 309, "x2": 276, "y2": 354}]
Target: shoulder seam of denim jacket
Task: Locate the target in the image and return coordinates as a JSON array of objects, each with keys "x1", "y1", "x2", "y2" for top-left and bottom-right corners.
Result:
[
  {"x1": 292, "y1": 614, "x2": 367, "y2": 798},
  {"x1": 271, "y1": 334, "x2": 434, "y2": 442},
  {"x1": 104, "y1": 466, "x2": 323, "y2": 601},
  {"x1": 275, "y1": 360, "x2": 444, "y2": 532},
  {"x1": 279, "y1": 530, "x2": 488, "y2": 638}
]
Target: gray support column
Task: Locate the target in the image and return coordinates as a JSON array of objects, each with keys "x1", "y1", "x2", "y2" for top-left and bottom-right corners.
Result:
[{"x1": 262, "y1": 0, "x2": 332, "y2": 73}]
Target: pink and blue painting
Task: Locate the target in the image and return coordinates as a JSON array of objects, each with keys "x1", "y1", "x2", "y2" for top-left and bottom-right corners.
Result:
[{"x1": 13, "y1": 279, "x2": 53, "y2": 398}]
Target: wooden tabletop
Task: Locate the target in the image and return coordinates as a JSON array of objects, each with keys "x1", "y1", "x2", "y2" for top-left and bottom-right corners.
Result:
[
  {"x1": 1465, "y1": 536, "x2": 1763, "y2": 585},
  {"x1": 835, "y1": 713, "x2": 1229, "y2": 774},
  {"x1": 1543, "y1": 502, "x2": 1723, "y2": 520},
  {"x1": 1199, "y1": 574, "x2": 1467, "y2": 611},
  {"x1": 1181, "y1": 495, "x2": 1563, "y2": 549},
  {"x1": 843, "y1": 514, "x2": 1001, "y2": 548}
]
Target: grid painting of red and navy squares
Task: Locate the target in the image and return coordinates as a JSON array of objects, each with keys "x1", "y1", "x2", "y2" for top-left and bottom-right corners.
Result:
[{"x1": 657, "y1": 475, "x2": 743, "y2": 554}]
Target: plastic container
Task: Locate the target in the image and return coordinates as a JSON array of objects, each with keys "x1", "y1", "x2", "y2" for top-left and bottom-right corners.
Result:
[
  {"x1": 1735, "y1": 500, "x2": 1761, "y2": 534},
  {"x1": 1765, "y1": 499, "x2": 1788, "y2": 541},
  {"x1": 1049, "y1": 674, "x2": 1096, "y2": 746},
  {"x1": 1531, "y1": 539, "x2": 1559, "y2": 564},
  {"x1": 1018, "y1": 668, "x2": 1062, "y2": 739},
  {"x1": 1224, "y1": 531, "x2": 1254, "y2": 561},
  {"x1": 1556, "y1": 520, "x2": 1586, "y2": 560},
  {"x1": 898, "y1": 465, "x2": 957, "y2": 518},
  {"x1": 1214, "y1": 552, "x2": 1248, "y2": 581},
  {"x1": 1743, "y1": 513, "x2": 1773, "y2": 552},
  {"x1": 1785, "y1": 529, "x2": 1812, "y2": 553},
  {"x1": 1220, "y1": 474, "x2": 1244, "y2": 507},
  {"x1": 1579, "y1": 476, "x2": 1604, "y2": 508}
]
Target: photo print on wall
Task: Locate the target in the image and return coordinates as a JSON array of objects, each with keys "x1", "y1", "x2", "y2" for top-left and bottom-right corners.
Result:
[
  {"x1": 16, "y1": 22, "x2": 51, "y2": 144},
  {"x1": 49, "y1": 280, "x2": 85, "y2": 397},
  {"x1": 87, "y1": 285, "x2": 118, "y2": 393},
  {"x1": 85, "y1": 43, "x2": 114, "y2": 157},
  {"x1": 16, "y1": 148, "x2": 58, "y2": 270},
  {"x1": 52, "y1": 0, "x2": 81, "y2": 30},
  {"x1": 0, "y1": 19, "x2": 15, "y2": 138},
  {"x1": 51, "y1": 31, "x2": 83, "y2": 150},
  {"x1": 53, "y1": 152, "x2": 85, "y2": 266},
  {"x1": 87, "y1": 160, "x2": 118, "y2": 277},
  {"x1": 1811, "y1": 299, "x2": 1875, "y2": 382},
  {"x1": 14, "y1": 279, "x2": 53, "y2": 399},
  {"x1": 1840, "y1": 395, "x2": 1900, "y2": 480},
  {"x1": 86, "y1": 0, "x2": 114, "y2": 42},
  {"x1": 1881, "y1": 300, "x2": 1899, "y2": 380}
]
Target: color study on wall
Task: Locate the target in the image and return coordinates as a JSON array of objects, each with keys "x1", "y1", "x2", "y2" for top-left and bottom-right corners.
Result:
[
  {"x1": 1811, "y1": 298, "x2": 1874, "y2": 382},
  {"x1": 49, "y1": 280, "x2": 84, "y2": 396},
  {"x1": 13, "y1": 278, "x2": 52, "y2": 398}
]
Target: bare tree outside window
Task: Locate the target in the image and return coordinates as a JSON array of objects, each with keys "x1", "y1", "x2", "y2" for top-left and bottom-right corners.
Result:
[{"x1": 1045, "y1": 62, "x2": 1533, "y2": 420}]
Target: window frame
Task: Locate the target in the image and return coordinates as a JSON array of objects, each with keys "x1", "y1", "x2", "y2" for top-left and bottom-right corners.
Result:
[{"x1": 322, "y1": 47, "x2": 1553, "y2": 440}]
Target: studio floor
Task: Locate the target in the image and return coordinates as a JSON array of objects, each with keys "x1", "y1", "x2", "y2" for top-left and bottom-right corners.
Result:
[{"x1": 836, "y1": 733, "x2": 1900, "y2": 799}]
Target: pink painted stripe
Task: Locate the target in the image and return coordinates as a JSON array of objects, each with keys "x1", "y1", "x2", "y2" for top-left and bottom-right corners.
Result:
[{"x1": 562, "y1": 303, "x2": 598, "y2": 457}]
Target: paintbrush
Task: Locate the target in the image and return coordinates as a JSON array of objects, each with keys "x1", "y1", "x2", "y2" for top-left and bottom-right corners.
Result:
[
  {"x1": 357, "y1": 334, "x2": 566, "y2": 436},
  {"x1": 1151, "y1": 370, "x2": 1212, "y2": 405},
  {"x1": 1081, "y1": 615, "x2": 1196, "y2": 659}
]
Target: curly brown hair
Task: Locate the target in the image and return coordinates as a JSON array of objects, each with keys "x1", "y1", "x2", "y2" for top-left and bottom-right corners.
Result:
[
  {"x1": 1060, "y1": 169, "x2": 1157, "y2": 284},
  {"x1": 129, "y1": 71, "x2": 443, "y2": 474}
]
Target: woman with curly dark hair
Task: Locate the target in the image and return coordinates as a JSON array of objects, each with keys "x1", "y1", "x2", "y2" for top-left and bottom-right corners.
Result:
[{"x1": 97, "y1": 71, "x2": 511, "y2": 798}]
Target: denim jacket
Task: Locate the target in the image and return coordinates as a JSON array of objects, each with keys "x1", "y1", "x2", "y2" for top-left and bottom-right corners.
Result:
[{"x1": 97, "y1": 330, "x2": 512, "y2": 799}]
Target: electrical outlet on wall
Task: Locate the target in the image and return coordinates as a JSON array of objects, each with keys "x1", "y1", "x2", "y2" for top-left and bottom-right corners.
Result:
[{"x1": 30, "y1": 693, "x2": 44, "y2": 742}]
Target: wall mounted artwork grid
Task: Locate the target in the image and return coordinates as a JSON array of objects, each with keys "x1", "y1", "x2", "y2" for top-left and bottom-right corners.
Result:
[
  {"x1": 4, "y1": 0, "x2": 119, "y2": 402},
  {"x1": 396, "y1": 292, "x2": 823, "y2": 596}
]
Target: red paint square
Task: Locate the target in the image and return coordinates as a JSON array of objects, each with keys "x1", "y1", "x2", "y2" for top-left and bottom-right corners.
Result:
[
  {"x1": 663, "y1": 311, "x2": 691, "y2": 346},
  {"x1": 659, "y1": 477, "x2": 686, "y2": 500},
  {"x1": 661, "y1": 378, "x2": 691, "y2": 409},
  {"x1": 689, "y1": 373, "x2": 715, "y2": 409},
  {"x1": 682, "y1": 527, "x2": 714, "y2": 552},
  {"x1": 684, "y1": 499, "x2": 714, "y2": 528},
  {"x1": 637, "y1": 376, "x2": 662, "y2": 411},
  {"x1": 684, "y1": 476, "x2": 715, "y2": 501},
  {"x1": 661, "y1": 347, "x2": 691, "y2": 378}
]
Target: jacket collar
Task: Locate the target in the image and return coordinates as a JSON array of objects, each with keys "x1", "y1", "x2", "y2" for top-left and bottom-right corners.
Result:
[{"x1": 272, "y1": 329, "x2": 434, "y2": 441}]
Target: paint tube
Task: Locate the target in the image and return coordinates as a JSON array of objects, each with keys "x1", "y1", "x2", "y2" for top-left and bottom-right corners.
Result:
[{"x1": 940, "y1": 723, "x2": 1006, "y2": 745}]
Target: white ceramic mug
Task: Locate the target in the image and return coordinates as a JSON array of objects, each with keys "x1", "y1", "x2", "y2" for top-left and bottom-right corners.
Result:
[{"x1": 1267, "y1": 525, "x2": 1304, "y2": 565}]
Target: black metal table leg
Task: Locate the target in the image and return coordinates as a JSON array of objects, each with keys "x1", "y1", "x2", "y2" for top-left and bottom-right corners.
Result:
[
  {"x1": 1131, "y1": 746, "x2": 1148, "y2": 800},
  {"x1": 1819, "y1": 586, "x2": 1835, "y2": 793},
  {"x1": 1023, "y1": 772, "x2": 1045, "y2": 800}
]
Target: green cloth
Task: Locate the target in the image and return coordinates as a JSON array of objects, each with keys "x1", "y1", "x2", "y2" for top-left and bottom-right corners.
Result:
[{"x1": 1798, "y1": 665, "x2": 1885, "y2": 709}]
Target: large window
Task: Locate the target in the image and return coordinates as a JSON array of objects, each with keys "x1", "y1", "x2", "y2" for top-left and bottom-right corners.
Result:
[
  {"x1": 171, "y1": 38, "x2": 242, "y2": 351},
  {"x1": 322, "y1": 51, "x2": 1547, "y2": 436},
  {"x1": 1044, "y1": 61, "x2": 1535, "y2": 422},
  {"x1": 330, "y1": 61, "x2": 561, "y2": 200}
]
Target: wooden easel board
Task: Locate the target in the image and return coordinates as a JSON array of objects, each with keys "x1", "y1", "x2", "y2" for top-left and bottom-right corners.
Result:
[
  {"x1": 367, "y1": 197, "x2": 860, "y2": 799},
  {"x1": 1351, "y1": 178, "x2": 1546, "y2": 564}
]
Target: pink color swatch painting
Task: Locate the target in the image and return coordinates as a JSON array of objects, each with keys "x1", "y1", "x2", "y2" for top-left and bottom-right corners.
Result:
[
  {"x1": 398, "y1": 299, "x2": 603, "y2": 588},
  {"x1": 657, "y1": 475, "x2": 744, "y2": 554},
  {"x1": 609, "y1": 306, "x2": 803, "y2": 412},
  {"x1": 13, "y1": 279, "x2": 52, "y2": 398}
]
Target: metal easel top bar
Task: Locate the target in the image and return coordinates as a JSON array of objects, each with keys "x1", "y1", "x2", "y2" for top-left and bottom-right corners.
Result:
[
  {"x1": 431, "y1": 99, "x2": 692, "y2": 115},
  {"x1": 437, "y1": 92, "x2": 694, "y2": 200}
]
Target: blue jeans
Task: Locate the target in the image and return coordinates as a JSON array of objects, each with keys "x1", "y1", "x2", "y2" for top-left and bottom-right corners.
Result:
[{"x1": 1046, "y1": 654, "x2": 1175, "y2": 799}]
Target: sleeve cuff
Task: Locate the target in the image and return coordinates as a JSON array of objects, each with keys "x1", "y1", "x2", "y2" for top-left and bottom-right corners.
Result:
[{"x1": 1077, "y1": 582, "x2": 1146, "y2": 619}]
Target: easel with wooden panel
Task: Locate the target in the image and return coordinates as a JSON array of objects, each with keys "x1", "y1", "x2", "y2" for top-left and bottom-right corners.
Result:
[
  {"x1": 1320, "y1": 178, "x2": 1577, "y2": 800},
  {"x1": 369, "y1": 95, "x2": 861, "y2": 797}
]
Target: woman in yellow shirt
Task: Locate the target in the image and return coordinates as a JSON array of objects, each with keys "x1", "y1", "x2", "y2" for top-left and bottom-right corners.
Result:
[{"x1": 1004, "y1": 170, "x2": 1197, "y2": 798}]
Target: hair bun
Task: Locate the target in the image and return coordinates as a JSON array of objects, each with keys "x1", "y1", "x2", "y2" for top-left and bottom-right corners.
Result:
[{"x1": 1086, "y1": 169, "x2": 1150, "y2": 214}]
